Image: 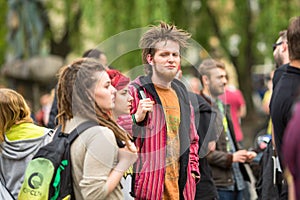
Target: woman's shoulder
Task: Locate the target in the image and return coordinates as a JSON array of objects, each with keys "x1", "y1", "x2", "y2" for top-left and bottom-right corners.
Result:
[
  {"x1": 79, "y1": 125, "x2": 116, "y2": 144},
  {"x1": 64, "y1": 118, "x2": 117, "y2": 144},
  {"x1": 85, "y1": 125, "x2": 114, "y2": 135}
]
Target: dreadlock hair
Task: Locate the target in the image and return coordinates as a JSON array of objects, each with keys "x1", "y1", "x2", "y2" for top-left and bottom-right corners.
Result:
[
  {"x1": 57, "y1": 58, "x2": 132, "y2": 148},
  {"x1": 139, "y1": 21, "x2": 191, "y2": 76}
]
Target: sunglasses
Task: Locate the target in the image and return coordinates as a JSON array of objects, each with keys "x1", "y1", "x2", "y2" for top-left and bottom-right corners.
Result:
[{"x1": 272, "y1": 41, "x2": 285, "y2": 51}]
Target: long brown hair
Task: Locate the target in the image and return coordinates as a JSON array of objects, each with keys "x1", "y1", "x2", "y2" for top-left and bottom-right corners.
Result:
[
  {"x1": 0, "y1": 89, "x2": 33, "y2": 142},
  {"x1": 57, "y1": 58, "x2": 132, "y2": 147}
]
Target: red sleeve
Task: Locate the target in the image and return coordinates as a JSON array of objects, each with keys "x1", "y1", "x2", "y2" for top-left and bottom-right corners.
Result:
[
  {"x1": 189, "y1": 103, "x2": 200, "y2": 178},
  {"x1": 117, "y1": 114, "x2": 133, "y2": 135}
]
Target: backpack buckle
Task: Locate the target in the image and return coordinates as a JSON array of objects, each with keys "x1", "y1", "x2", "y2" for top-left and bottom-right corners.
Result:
[{"x1": 58, "y1": 132, "x2": 69, "y2": 138}]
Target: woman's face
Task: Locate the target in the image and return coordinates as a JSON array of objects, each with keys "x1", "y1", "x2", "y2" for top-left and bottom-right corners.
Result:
[
  {"x1": 113, "y1": 84, "x2": 133, "y2": 117},
  {"x1": 94, "y1": 71, "x2": 117, "y2": 112}
]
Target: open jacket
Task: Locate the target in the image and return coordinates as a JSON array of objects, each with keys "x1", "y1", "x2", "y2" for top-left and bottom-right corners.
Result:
[
  {"x1": 189, "y1": 92, "x2": 219, "y2": 200},
  {"x1": 119, "y1": 75, "x2": 199, "y2": 200},
  {"x1": 202, "y1": 95, "x2": 250, "y2": 187}
]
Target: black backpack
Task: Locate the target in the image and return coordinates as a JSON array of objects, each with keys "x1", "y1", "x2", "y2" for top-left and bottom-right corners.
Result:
[{"x1": 18, "y1": 121, "x2": 98, "y2": 200}]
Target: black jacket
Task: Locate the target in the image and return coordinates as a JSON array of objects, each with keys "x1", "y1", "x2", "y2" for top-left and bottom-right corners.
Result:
[
  {"x1": 201, "y1": 93, "x2": 250, "y2": 188},
  {"x1": 189, "y1": 92, "x2": 218, "y2": 200}
]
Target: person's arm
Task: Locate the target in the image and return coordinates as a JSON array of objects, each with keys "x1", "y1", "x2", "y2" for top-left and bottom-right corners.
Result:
[
  {"x1": 239, "y1": 104, "x2": 247, "y2": 118},
  {"x1": 237, "y1": 90, "x2": 247, "y2": 118},
  {"x1": 207, "y1": 150, "x2": 233, "y2": 169},
  {"x1": 262, "y1": 90, "x2": 271, "y2": 114},
  {"x1": 207, "y1": 149, "x2": 249, "y2": 169},
  {"x1": 106, "y1": 144, "x2": 137, "y2": 193},
  {"x1": 134, "y1": 98, "x2": 154, "y2": 123},
  {"x1": 78, "y1": 127, "x2": 137, "y2": 199}
]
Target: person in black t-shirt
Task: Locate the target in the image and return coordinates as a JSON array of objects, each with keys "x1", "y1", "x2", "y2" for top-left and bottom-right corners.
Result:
[
  {"x1": 270, "y1": 16, "x2": 300, "y2": 200},
  {"x1": 272, "y1": 30, "x2": 290, "y2": 90}
]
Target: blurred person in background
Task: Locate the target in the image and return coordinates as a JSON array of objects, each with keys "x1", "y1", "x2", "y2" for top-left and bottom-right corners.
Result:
[
  {"x1": 187, "y1": 76, "x2": 201, "y2": 94},
  {"x1": 82, "y1": 49, "x2": 108, "y2": 69},
  {"x1": 272, "y1": 30, "x2": 290, "y2": 89},
  {"x1": 189, "y1": 73, "x2": 222, "y2": 200},
  {"x1": 35, "y1": 90, "x2": 54, "y2": 126},
  {"x1": 219, "y1": 75, "x2": 246, "y2": 147},
  {"x1": 198, "y1": 59, "x2": 256, "y2": 200}
]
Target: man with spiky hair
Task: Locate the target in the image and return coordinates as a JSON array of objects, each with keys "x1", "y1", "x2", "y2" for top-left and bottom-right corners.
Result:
[{"x1": 122, "y1": 22, "x2": 200, "y2": 200}]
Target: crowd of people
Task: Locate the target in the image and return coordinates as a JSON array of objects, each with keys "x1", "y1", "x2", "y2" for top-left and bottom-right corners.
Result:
[{"x1": 1, "y1": 17, "x2": 300, "y2": 200}]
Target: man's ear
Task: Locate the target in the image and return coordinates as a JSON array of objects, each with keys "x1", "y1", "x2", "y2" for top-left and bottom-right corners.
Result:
[
  {"x1": 203, "y1": 75, "x2": 209, "y2": 85},
  {"x1": 282, "y1": 42, "x2": 288, "y2": 52},
  {"x1": 146, "y1": 54, "x2": 153, "y2": 65}
]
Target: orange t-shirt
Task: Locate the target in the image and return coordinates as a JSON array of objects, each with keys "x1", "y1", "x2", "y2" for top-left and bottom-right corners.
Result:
[{"x1": 155, "y1": 85, "x2": 181, "y2": 200}]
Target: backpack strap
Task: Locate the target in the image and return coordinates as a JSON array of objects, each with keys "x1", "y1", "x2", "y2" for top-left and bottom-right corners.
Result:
[
  {"x1": 131, "y1": 82, "x2": 146, "y2": 144},
  {"x1": 68, "y1": 121, "x2": 98, "y2": 143},
  {"x1": 131, "y1": 82, "x2": 145, "y2": 100},
  {"x1": 56, "y1": 121, "x2": 98, "y2": 143}
]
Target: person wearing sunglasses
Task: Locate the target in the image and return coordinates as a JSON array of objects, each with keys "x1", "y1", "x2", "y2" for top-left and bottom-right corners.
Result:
[
  {"x1": 270, "y1": 16, "x2": 300, "y2": 200},
  {"x1": 272, "y1": 30, "x2": 290, "y2": 89}
]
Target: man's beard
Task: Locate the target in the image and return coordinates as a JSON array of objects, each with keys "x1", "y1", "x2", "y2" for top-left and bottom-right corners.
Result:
[
  {"x1": 274, "y1": 52, "x2": 284, "y2": 67},
  {"x1": 153, "y1": 64, "x2": 178, "y2": 82},
  {"x1": 210, "y1": 87, "x2": 224, "y2": 99}
]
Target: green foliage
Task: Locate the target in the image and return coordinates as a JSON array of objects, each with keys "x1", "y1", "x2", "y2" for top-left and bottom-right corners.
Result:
[
  {"x1": 0, "y1": 1, "x2": 8, "y2": 67},
  {"x1": 80, "y1": 0, "x2": 97, "y2": 27},
  {"x1": 97, "y1": 0, "x2": 170, "y2": 71},
  {"x1": 2, "y1": 0, "x2": 300, "y2": 91}
]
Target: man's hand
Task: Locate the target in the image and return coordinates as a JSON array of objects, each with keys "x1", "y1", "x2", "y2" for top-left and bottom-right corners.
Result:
[
  {"x1": 246, "y1": 151, "x2": 257, "y2": 162},
  {"x1": 134, "y1": 98, "x2": 154, "y2": 122},
  {"x1": 232, "y1": 150, "x2": 248, "y2": 163}
]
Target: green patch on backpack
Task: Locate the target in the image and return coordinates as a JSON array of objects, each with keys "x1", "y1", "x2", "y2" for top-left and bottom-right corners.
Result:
[{"x1": 19, "y1": 158, "x2": 54, "y2": 199}]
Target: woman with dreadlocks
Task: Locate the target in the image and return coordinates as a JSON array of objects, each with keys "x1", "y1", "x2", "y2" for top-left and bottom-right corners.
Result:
[{"x1": 56, "y1": 58, "x2": 137, "y2": 200}]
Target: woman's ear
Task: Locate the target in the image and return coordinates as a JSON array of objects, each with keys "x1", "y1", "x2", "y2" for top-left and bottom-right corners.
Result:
[{"x1": 146, "y1": 54, "x2": 153, "y2": 65}]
